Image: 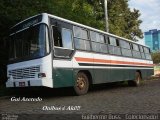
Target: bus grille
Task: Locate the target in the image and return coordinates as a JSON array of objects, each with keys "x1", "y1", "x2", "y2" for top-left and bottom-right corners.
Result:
[{"x1": 9, "y1": 66, "x2": 40, "y2": 79}]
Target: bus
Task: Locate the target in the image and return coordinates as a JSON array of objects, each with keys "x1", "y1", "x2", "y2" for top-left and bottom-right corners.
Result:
[{"x1": 6, "y1": 13, "x2": 154, "y2": 95}]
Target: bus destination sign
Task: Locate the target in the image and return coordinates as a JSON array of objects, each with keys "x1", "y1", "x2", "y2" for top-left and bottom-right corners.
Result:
[
  {"x1": 22, "y1": 19, "x2": 39, "y2": 29},
  {"x1": 11, "y1": 15, "x2": 42, "y2": 33}
]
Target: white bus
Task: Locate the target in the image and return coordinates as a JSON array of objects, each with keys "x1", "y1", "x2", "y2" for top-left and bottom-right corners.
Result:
[{"x1": 6, "y1": 13, "x2": 154, "y2": 95}]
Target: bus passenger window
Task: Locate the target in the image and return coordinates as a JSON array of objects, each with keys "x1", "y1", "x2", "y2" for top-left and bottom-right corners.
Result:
[
  {"x1": 139, "y1": 46, "x2": 144, "y2": 52},
  {"x1": 132, "y1": 44, "x2": 139, "y2": 51},
  {"x1": 62, "y1": 28, "x2": 73, "y2": 49},
  {"x1": 109, "y1": 36, "x2": 117, "y2": 46},
  {"x1": 52, "y1": 26, "x2": 73, "y2": 49},
  {"x1": 116, "y1": 39, "x2": 120, "y2": 46},
  {"x1": 74, "y1": 26, "x2": 88, "y2": 39},
  {"x1": 90, "y1": 31, "x2": 104, "y2": 43},
  {"x1": 52, "y1": 26, "x2": 62, "y2": 47},
  {"x1": 144, "y1": 47, "x2": 150, "y2": 53}
]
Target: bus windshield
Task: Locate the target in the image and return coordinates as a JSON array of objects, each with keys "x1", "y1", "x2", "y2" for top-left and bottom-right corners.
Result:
[{"x1": 9, "y1": 24, "x2": 49, "y2": 62}]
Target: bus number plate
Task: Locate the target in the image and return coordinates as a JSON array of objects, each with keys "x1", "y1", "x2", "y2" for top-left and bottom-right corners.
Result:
[{"x1": 19, "y1": 82, "x2": 25, "y2": 87}]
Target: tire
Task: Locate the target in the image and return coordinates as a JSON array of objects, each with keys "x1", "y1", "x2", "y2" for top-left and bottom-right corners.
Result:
[
  {"x1": 74, "y1": 72, "x2": 89, "y2": 95},
  {"x1": 128, "y1": 72, "x2": 141, "y2": 86}
]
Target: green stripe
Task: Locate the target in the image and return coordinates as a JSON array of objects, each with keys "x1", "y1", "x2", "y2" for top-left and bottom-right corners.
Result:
[
  {"x1": 53, "y1": 68, "x2": 74, "y2": 88},
  {"x1": 52, "y1": 67, "x2": 154, "y2": 88}
]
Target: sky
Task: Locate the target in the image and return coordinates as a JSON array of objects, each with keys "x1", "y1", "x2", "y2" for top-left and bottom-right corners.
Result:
[{"x1": 128, "y1": 0, "x2": 160, "y2": 44}]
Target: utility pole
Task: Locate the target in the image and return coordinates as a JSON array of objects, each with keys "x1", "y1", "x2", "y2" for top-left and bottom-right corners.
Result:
[{"x1": 104, "y1": 0, "x2": 109, "y2": 32}]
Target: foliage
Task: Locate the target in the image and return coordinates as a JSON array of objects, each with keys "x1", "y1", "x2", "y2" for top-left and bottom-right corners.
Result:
[
  {"x1": 0, "y1": 0, "x2": 143, "y2": 63},
  {"x1": 151, "y1": 52, "x2": 160, "y2": 64},
  {"x1": 88, "y1": 0, "x2": 143, "y2": 40},
  {"x1": 0, "y1": 0, "x2": 143, "y2": 41}
]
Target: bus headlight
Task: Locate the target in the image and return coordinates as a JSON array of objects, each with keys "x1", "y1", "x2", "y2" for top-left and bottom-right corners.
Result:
[{"x1": 38, "y1": 73, "x2": 46, "y2": 78}]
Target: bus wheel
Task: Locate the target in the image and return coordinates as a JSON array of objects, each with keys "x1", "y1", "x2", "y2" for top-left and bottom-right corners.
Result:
[
  {"x1": 128, "y1": 72, "x2": 141, "y2": 86},
  {"x1": 74, "y1": 72, "x2": 89, "y2": 95}
]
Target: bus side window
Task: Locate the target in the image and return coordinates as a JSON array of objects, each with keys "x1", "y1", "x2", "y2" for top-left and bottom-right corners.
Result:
[
  {"x1": 144, "y1": 47, "x2": 152, "y2": 60},
  {"x1": 116, "y1": 39, "x2": 120, "y2": 46},
  {"x1": 132, "y1": 43, "x2": 142, "y2": 58},
  {"x1": 61, "y1": 28, "x2": 73, "y2": 49},
  {"x1": 52, "y1": 26, "x2": 73, "y2": 49},
  {"x1": 139, "y1": 45, "x2": 145, "y2": 59},
  {"x1": 106, "y1": 36, "x2": 110, "y2": 44},
  {"x1": 139, "y1": 46, "x2": 144, "y2": 52},
  {"x1": 109, "y1": 36, "x2": 116, "y2": 46},
  {"x1": 119, "y1": 40, "x2": 132, "y2": 57},
  {"x1": 132, "y1": 43, "x2": 139, "y2": 51},
  {"x1": 108, "y1": 36, "x2": 121, "y2": 55},
  {"x1": 52, "y1": 26, "x2": 62, "y2": 47},
  {"x1": 74, "y1": 26, "x2": 90, "y2": 51}
]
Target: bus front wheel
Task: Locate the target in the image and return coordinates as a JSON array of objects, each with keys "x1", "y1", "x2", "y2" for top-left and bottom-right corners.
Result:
[
  {"x1": 128, "y1": 72, "x2": 141, "y2": 86},
  {"x1": 74, "y1": 72, "x2": 89, "y2": 95}
]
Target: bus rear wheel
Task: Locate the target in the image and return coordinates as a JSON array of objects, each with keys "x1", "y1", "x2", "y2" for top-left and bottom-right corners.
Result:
[
  {"x1": 74, "y1": 72, "x2": 89, "y2": 95},
  {"x1": 128, "y1": 72, "x2": 141, "y2": 86}
]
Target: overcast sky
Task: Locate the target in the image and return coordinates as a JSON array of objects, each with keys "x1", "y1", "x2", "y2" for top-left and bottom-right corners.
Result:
[{"x1": 129, "y1": 0, "x2": 160, "y2": 33}]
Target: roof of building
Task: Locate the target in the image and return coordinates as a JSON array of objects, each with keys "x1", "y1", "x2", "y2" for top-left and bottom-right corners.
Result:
[{"x1": 145, "y1": 29, "x2": 160, "y2": 35}]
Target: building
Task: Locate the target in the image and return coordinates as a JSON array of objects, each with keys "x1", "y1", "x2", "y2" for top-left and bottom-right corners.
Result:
[{"x1": 144, "y1": 29, "x2": 160, "y2": 52}]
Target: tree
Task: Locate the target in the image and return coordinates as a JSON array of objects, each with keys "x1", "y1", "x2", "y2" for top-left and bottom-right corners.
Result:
[
  {"x1": 0, "y1": 0, "x2": 143, "y2": 46},
  {"x1": 107, "y1": 0, "x2": 143, "y2": 40},
  {"x1": 151, "y1": 52, "x2": 160, "y2": 64},
  {"x1": 87, "y1": 0, "x2": 143, "y2": 40},
  {"x1": 124, "y1": 8, "x2": 143, "y2": 40}
]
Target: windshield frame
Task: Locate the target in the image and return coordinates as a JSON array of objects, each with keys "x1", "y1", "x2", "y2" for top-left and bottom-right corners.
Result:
[{"x1": 8, "y1": 23, "x2": 50, "y2": 64}]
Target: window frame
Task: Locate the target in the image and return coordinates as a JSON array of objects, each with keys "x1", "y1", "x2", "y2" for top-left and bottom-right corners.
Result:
[
  {"x1": 132, "y1": 43, "x2": 140, "y2": 51},
  {"x1": 73, "y1": 26, "x2": 89, "y2": 40},
  {"x1": 61, "y1": 27, "x2": 74, "y2": 50},
  {"x1": 108, "y1": 36, "x2": 118, "y2": 46},
  {"x1": 9, "y1": 23, "x2": 51, "y2": 63},
  {"x1": 144, "y1": 47, "x2": 150, "y2": 53},
  {"x1": 119, "y1": 40, "x2": 131, "y2": 49},
  {"x1": 73, "y1": 26, "x2": 91, "y2": 51},
  {"x1": 90, "y1": 31, "x2": 105, "y2": 43},
  {"x1": 139, "y1": 45, "x2": 144, "y2": 53},
  {"x1": 74, "y1": 38, "x2": 91, "y2": 51},
  {"x1": 52, "y1": 25, "x2": 74, "y2": 50}
]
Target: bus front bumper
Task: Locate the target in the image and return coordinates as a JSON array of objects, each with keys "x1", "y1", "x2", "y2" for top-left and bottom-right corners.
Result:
[{"x1": 6, "y1": 79, "x2": 53, "y2": 88}]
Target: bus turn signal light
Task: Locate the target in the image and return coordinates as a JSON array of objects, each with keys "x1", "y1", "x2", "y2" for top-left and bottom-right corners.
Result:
[{"x1": 38, "y1": 73, "x2": 46, "y2": 78}]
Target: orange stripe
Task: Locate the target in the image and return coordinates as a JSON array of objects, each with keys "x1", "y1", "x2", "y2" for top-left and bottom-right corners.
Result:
[{"x1": 75, "y1": 57, "x2": 154, "y2": 67}]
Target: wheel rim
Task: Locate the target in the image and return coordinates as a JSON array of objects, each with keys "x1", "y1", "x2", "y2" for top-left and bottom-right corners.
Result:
[
  {"x1": 77, "y1": 75, "x2": 86, "y2": 90},
  {"x1": 136, "y1": 73, "x2": 141, "y2": 85},
  {"x1": 136, "y1": 76, "x2": 140, "y2": 84}
]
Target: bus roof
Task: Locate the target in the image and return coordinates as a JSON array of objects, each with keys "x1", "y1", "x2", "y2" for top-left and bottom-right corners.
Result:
[
  {"x1": 11, "y1": 13, "x2": 149, "y2": 48},
  {"x1": 47, "y1": 13, "x2": 148, "y2": 48}
]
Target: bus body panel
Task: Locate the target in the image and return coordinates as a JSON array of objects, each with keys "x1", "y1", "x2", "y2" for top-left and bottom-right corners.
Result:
[
  {"x1": 52, "y1": 67, "x2": 74, "y2": 88},
  {"x1": 6, "y1": 54, "x2": 53, "y2": 88},
  {"x1": 51, "y1": 50, "x2": 153, "y2": 88},
  {"x1": 74, "y1": 51, "x2": 153, "y2": 84}
]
